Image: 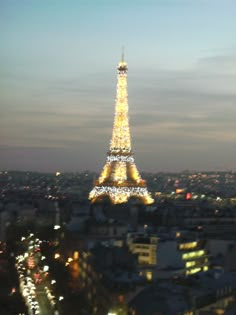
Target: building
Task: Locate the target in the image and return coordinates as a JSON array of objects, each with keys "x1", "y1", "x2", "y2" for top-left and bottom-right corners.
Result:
[
  {"x1": 129, "y1": 270, "x2": 236, "y2": 315},
  {"x1": 128, "y1": 234, "x2": 158, "y2": 266},
  {"x1": 127, "y1": 232, "x2": 210, "y2": 280},
  {"x1": 89, "y1": 54, "x2": 153, "y2": 205}
]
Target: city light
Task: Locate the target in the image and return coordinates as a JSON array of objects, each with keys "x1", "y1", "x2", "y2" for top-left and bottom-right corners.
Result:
[
  {"x1": 54, "y1": 253, "x2": 60, "y2": 259},
  {"x1": 146, "y1": 271, "x2": 152, "y2": 281},
  {"x1": 186, "y1": 267, "x2": 201, "y2": 275},
  {"x1": 182, "y1": 250, "x2": 205, "y2": 260},
  {"x1": 73, "y1": 251, "x2": 79, "y2": 260},
  {"x1": 186, "y1": 261, "x2": 196, "y2": 268},
  {"x1": 179, "y1": 242, "x2": 198, "y2": 250}
]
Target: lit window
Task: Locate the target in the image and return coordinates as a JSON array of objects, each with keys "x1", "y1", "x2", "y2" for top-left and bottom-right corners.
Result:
[{"x1": 146, "y1": 271, "x2": 152, "y2": 281}]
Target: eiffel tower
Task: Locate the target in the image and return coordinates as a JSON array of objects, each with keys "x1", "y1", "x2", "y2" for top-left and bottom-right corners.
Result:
[{"x1": 89, "y1": 53, "x2": 153, "y2": 205}]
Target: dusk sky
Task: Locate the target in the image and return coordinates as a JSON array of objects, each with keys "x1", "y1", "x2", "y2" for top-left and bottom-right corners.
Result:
[{"x1": 1, "y1": 0, "x2": 236, "y2": 173}]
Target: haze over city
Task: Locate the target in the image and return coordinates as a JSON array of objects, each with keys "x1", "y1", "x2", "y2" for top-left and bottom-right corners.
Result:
[{"x1": 1, "y1": 0, "x2": 236, "y2": 172}]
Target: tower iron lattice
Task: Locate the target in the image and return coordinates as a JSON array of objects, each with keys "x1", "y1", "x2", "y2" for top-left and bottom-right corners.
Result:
[{"x1": 89, "y1": 55, "x2": 153, "y2": 205}]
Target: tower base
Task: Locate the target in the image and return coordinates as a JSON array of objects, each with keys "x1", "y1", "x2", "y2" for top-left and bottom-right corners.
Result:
[{"x1": 89, "y1": 185, "x2": 154, "y2": 205}]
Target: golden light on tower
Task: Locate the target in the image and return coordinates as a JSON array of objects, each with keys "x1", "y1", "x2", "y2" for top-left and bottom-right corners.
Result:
[{"x1": 89, "y1": 53, "x2": 153, "y2": 205}]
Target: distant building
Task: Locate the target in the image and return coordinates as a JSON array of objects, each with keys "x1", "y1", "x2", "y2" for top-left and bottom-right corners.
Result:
[
  {"x1": 129, "y1": 270, "x2": 236, "y2": 315},
  {"x1": 0, "y1": 210, "x2": 9, "y2": 241},
  {"x1": 184, "y1": 217, "x2": 236, "y2": 237},
  {"x1": 224, "y1": 243, "x2": 236, "y2": 273}
]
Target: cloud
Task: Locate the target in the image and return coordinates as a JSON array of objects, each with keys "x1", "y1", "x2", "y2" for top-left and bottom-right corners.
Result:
[
  {"x1": 0, "y1": 145, "x2": 106, "y2": 172},
  {"x1": 197, "y1": 54, "x2": 236, "y2": 75},
  {"x1": 128, "y1": 53, "x2": 236, "y2": 133},
  {"x1": 1, "y1": 53, "x2": 236, "y2": 171}
]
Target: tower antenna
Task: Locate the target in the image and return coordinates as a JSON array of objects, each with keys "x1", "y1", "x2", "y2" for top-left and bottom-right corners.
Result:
[{"x1": 121, "y1": 46, "x2": 125, "y2": 61}]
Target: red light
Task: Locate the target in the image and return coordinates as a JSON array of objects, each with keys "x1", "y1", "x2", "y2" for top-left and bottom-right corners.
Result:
[
  {"x1": 186, "y1": 193, "x2": 191, "y2": 200},
  {"x1": 11, "y1": 287, "x2": 16, "y2": 294},
  {"x1": 118, "y1": 295, "x2": 124, "y2": 302}
]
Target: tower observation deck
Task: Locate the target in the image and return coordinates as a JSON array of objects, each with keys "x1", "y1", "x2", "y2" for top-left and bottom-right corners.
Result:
[{"x1": 89, "y1": 55, "x2": 153, "y2": 205}]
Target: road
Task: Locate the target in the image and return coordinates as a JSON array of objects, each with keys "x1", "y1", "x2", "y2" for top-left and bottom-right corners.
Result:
[{"x1": 36, "y1": 288, "x2": 55, "y2": 315}]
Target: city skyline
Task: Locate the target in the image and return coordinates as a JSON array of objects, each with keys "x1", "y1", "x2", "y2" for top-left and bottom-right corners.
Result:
[{"x1": 1, "y1": 0, "x2": 236, "y2": 172}]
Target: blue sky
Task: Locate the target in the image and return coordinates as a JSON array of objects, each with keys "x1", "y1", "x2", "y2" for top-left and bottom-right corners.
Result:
[{"x1": 1, "y1": 0, "x2": 236, "y2": 172}]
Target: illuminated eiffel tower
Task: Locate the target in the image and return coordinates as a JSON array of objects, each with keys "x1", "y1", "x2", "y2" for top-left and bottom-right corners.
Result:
[{"x1": 89, "y1": 53, "x2": 153, "y2": 205}]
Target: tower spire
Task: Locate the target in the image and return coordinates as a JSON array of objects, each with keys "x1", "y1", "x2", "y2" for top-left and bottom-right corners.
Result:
[
  {"x1": 121, "y1": 46, "x2": 125, "y2": 62},
  {"x1": 89, "y1": 56, "x2": 153, "y2": 205}
]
